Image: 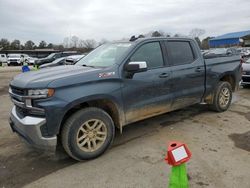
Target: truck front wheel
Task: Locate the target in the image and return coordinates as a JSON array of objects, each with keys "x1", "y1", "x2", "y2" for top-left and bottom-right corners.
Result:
[
  {"x1": 210, "y1": 81, "x2": 232, "y2": 112},
  {"x1": 61, "y1": 107, "x2": 115, "y2": 161}
]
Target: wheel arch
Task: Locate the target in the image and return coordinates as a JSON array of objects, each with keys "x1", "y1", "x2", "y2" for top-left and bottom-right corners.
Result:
[
  {"x1": 59, "y1": 96, "x2": 124, "y2": 136},
  {"x1": 219, "y1": 73, "x2": 236, "y2": 91}
]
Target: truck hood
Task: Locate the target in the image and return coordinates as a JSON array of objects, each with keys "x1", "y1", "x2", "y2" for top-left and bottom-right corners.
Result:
[{"x1": 10, "y1": 65, "x2": 102, "y2": 88}]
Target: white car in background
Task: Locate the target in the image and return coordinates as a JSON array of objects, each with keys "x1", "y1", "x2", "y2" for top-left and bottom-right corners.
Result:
[
  {"x1": 0, "y1": 54, "x2": 8, "y2": 65},
  {"x1": 23, "y1": 54, "x2": 38, "y2": 65},
  {"x1": 243, "y1": 49, "x2": 250, "y2": 57},
  {"x1": 7, "y1": 54, "x2": 22, "y2": 66},
  {"x1": 7, "y1": 54, "x2": 36, "y2": 66}
]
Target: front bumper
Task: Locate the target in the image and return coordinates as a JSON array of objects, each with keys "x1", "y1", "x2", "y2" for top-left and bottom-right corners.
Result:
[{"x1": 9, "y1": 106, "x2": 57, "y2": 151}]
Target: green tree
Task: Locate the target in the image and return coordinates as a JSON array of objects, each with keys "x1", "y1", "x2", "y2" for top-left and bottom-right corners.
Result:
[
  {"x1": 47, "y1": 43, "x2": 53, "y2": 48},
  {"x1": 151, "y1": 31, "x2": 163, "y2": 37},
  {"x1": 201, "y1": 37, "x2": 212, "y2": 50},
  {"x1": 10, "y1": 39, "x2": 21, "y2": 50},
  {"x1": 38, "y1": 40, "x2": 47, "y2": 48},
  {"x1": 24, "y1": 40, "x2": 35, "y2": 50},
  {"x1": 0, "y1": 38, "x2": 10, "y2": 50}
]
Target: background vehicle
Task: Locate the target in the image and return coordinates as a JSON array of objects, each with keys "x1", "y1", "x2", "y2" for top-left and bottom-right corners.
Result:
[
  {"x1": 241, "y1": 48, "x2": 250, "y2": 58},
  {"x1": 7, "y1": 54, "x2": 32, "y2": 66},
  {"x1": 27, "y1": 58, "x2": 36, "y2": 65},
  {"x1": 0, "y1": 54, "x2": 8, "y2": 66},
  {"x1": 241, "y1": 58, "x2": 250, "y2": 87},
  {"x1": 9, "y1": 37, "x2": 241, "y2": 161},
  {"x1": 39, "y1": 57, "x2": 66, "y2": 69},
  {"x1": 7, "y1": 54, "x2": 22, "y2": 66},
  {"x1": 65, "y1": 54, "x2": 85, "y2": 65},
  {"x1": 203, "y1": 48, "x2": 239, "y2": 59},
  {"x1": 34, "y1": 51, "x2": 78, "y2": 67},
  {"x1": 40, "y1": 55, "x2": 85, "y2": 69},
  {"x1": 22, "y1": 54, "x2": 38, "y2": 65}
]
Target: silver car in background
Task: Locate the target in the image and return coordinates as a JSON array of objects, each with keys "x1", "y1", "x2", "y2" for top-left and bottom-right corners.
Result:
[
  {"x1": 65, "y1": 54, "x2": 85, "y2": 65},
  {"x1": 241, "y1": 58, "x2": 250, "y2": 87}
]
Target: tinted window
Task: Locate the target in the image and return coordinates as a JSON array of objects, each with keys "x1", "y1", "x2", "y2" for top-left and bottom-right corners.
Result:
[
  {"x1": 54, "y1": 53, "x2": 62, "y2": 58},
  {"x1": 166, "y1": 41, "x2": 194, "y2": 65},
  {"x1": 130, "y1": 42, "x2": 164, "y2": 69}
]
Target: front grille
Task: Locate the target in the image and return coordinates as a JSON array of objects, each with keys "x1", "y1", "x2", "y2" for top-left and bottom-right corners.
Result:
[
  {"x1": 242, "y1": 77, "x2": 250, "y2": 82},
  {"x1": 10, "y1": 59, "x2": 18, "y2": 62},
  {"x1": 11, "y1": 86, "x2": 25, "y2": 96},
  {"x1": 244, "y1": 71, "x2": 250, "y2": 75}
]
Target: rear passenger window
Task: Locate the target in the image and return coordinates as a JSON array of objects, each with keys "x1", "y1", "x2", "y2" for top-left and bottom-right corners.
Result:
[
  {"x1": 166, "y1": 41, "x2": 195, "y2": 66},
  {"x1": 130, "y1": 42, "x2": 164, "y2": 69}
]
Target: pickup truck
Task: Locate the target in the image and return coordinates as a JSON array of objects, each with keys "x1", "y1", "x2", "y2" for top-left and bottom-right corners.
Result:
[{"x1": 9, "y1": 37, "x2": 241, "y2": 161}]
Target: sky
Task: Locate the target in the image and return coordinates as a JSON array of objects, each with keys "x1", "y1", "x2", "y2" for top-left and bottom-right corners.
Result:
[{"x1": 0, "y1": 0, "x2": 250, "y2": 45}]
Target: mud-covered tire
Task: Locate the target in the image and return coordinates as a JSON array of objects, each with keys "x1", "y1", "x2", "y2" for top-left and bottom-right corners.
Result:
[
  {"x1": 210, "y1": 81, "x2": 232, "y2": 112},
  {"x1": 61, "y1": 107, "x2": 115, "y2": 161}
]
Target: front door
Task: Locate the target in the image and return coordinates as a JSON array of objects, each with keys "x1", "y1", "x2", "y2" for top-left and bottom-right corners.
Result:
[{"x1": 121, "y1": 41, "x2": 173, "y2": 124}]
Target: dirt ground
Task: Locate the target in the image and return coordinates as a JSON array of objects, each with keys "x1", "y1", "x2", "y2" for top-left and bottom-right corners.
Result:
[{"x1": 0, "y1": 69, "x2": 250, "y2": 188}]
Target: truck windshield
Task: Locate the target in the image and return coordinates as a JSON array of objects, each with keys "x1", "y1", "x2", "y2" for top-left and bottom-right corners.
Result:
[{"x1": 76, "y1": 43, "x2": 132, "y2": 67}]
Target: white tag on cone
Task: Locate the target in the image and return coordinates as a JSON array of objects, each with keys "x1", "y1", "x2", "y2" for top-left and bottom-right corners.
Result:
[{"x1": 172, "y1": 146, "x2": 188, "y2": 162}]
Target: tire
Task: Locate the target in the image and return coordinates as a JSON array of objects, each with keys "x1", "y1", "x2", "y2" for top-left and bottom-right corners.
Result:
[
  {"x1": 61, "y1": 107, "x2": 115, "y2": 161},
  {"x1": 210, "y1": 81, "x2": 232, "y2": 112}
]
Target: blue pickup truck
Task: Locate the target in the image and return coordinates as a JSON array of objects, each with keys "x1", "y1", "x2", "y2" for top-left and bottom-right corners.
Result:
[{"x1": 9, "y1": 37, "x2": 241, "y2": 161}]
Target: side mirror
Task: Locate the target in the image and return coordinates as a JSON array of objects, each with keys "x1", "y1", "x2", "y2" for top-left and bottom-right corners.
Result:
[{"x1": 125, "y1": 61, "x2": 147, "y2": 73}]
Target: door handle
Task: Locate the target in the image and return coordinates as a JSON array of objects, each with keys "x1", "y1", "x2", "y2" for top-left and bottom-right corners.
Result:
[
  {"x1": 159, "y1": 73, "x2": 169, "y2": 78},
  {"x1": 195, "y1": 67, "x2": 202, "y2": 72}
]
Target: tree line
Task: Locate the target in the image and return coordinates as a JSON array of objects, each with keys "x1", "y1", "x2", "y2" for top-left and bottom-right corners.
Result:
[
  {"x1": 0, "y1": 39, "x2": 64, "y2": 51},
  {"x1": 0, "y1": 28, "x2": 212, "y2": 51}
]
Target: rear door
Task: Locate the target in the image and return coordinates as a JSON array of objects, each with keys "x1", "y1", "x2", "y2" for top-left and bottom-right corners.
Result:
[
  {"x1": 121, "y1": 41, "x2": 173, "y2": 124},
  {"x1": 164, "y1": 40, "x2": 205, "y2": 110}
]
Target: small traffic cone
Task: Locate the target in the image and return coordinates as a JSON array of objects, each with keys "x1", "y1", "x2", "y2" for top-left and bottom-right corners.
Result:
[
  {"x1": 33, "y1": 64, "x2": 39, "y2": 71},
  {"x1": 165, "y1": 141, "x2": 192, "y2": 188},
  {"x1": 169, "y1": 163, "x2": 189, "y2": 188}
]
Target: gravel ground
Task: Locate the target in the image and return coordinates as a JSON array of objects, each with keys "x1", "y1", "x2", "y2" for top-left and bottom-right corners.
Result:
[{"x1": 0, "y1": 68, "x2": 250, "y2": 188}]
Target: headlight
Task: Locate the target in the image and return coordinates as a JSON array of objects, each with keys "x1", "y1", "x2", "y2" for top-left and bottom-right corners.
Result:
[{"x1": 28, "y1": 89, "x2": 54, "y2": 98}]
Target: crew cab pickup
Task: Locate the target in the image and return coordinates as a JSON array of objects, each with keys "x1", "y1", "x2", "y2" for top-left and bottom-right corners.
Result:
[{"x1": 9, "y1": 37, "x2": 241, "y2": 161}]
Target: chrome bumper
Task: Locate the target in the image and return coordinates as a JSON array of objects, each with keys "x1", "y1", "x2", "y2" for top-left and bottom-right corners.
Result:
[{"x1": 9, "y1": 106, "x2": 57, "y2": 151}]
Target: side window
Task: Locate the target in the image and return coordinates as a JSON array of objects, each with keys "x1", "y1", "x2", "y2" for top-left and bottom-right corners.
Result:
[
  {"x1": 54, "y1": 54, "x2": 61, "y2": 58},
  {"x1": 130, "y1": 42, "x2": 164, "y2": 69},
  {"x1": 166, "y1": 41, "x2": 195, "y2": 66},
  {"x1": 1, "y1": 55, "x2": 4, "y2": 57}
]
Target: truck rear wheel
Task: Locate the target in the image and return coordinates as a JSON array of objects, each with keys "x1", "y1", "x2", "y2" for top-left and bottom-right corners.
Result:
[
  {"x1": 210, "y1": 81, "x2": 232, "y2": 112},
  {"x1": 61, "y1": 107, "x2": 115, "y2": 161}
]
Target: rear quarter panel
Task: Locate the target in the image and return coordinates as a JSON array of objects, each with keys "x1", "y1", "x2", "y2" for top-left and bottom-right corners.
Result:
[{"x1": 205, "y1": 55, "x2": 241, "y2": 96}]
